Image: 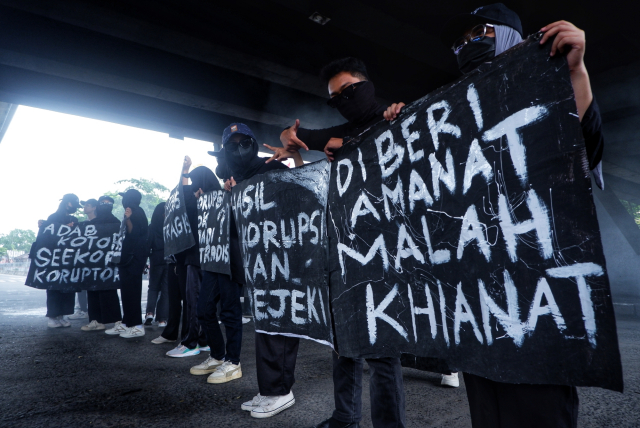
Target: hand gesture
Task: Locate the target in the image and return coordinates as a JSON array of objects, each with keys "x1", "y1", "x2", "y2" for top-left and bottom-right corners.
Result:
[
  {"x1": 264, "y1": 143, "x2": 295, "y2": 163},
  {"x1": 224, "y1": 177, "x2": 237, "y2": 192},
  {"x1": 279, "y1": 119, "x2": 309, "y2": 152},
  {"x1": 182, "y1": 155, "x2": 192, "y2": 173},
  {"x1": 124, "y1": 208, "x2": 132, "y2": 219},
  {"x1": 324, "y1": 138, "x2": 343, "y2": 162},
  {"x1": 384, "y1": 102, "x2": 406, "y2": 121},
  {"x1": 540, "y1": 21, "x2": 586, "y2": 72},
  {"x1": 38, "y1": 220, "x2": 44, "y2": 228}
]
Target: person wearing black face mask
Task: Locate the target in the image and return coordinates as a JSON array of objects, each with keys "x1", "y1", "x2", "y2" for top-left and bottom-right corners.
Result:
[
  {"x1": 81, "y1": 196, "x2": 124, "y2": 332},
  {"x1": 220, "y1": 124, "x2": 301, "y2": 419},
  {"x1": 275, "y1": 57, "x2": 389, "y2": 164},
  {"x1": 104, "y1": 189, "x2": 149, "y2": 339},
  {"x1": 276, "y1": 59, "x2": 405, "y2": 428},
  {"x1": 35, "y1": 193, "x2": 82, "y2": 328}
]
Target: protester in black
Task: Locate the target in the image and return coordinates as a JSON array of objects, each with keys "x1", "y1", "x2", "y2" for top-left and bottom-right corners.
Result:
[
  {"x1": 166, "y1": 156, "x2": 208, "y2": 357},
  {"x1": 145, "y1": 202, "x2": 169, "y2": 326},
  {"x1": 82, "y1": 196, "x2": 123, "y2": 332},
  {"x1": 379, "y1": 4, "x2": 604, "y2": 428},
  {"x1": 278, "y1": 59, "x2": 405, "y2": 428},
  {"x1": 186, "y1": 165, "x2": 244, "y2": 384},
  {"x1": 104, "y1": 189, "x2": 148, "y2": 339},
  {"x1": 37, "y1": 193, "x2": 81, "y2": 328},
  {"x1": 216, "y1": 123, "x2": 296, "y2": 419}
]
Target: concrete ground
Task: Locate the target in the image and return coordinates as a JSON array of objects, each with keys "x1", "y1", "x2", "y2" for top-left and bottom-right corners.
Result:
[{"x1": 0, "y1": 273, "x2": 638, "y2": 428}]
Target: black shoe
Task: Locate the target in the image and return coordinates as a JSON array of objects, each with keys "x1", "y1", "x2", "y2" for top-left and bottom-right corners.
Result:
[
  {"x1": 312, "y1": 417, "x2": 360, "y2": 428},
  {"x1": 144, "y1": 317, "x2": 153, "y2": 326}
]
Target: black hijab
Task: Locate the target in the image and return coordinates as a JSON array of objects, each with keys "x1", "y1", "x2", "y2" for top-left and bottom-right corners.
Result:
[
  {"x1": 120, "y1": 189, "x2": 142, "y2": 209},
  {"x1": 188, "y1": 166, "x2": 221, "y2": 192}
]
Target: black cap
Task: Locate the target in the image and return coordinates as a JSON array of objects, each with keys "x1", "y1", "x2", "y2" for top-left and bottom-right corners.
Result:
[
  {"x1": 61, "y1": 193, "x2": 82, "y2": 209},
  {"x1": 81, "y1": 198, "x2": 99, "y2": 207},
  {"x1": 207, "y1": 150, "x2": 224, "y2": 157},
  {"x1": 98, "y1": 195, "x2": 115, "y2": 204},
  {"x1": 440, "y1": 3, "x2": 522, "y2": 48}
]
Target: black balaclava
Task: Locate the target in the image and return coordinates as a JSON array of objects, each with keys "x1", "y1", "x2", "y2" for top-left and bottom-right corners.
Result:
[
  {"x1": 60, "y1": 193, "x2": 80, "y2": 214},
  {"x1": 224, "y1": 135, "x2": 265, "y2": 182},
  {"x1": 96, "y1": 203, "x2": 114, "y2": 217},
  {"x1": 121, "y1": 189, "x2": 142, "y2": 209},
  {"x1": 457, "y1": 37, "x2": 496, "y2": 74},
  {"x1": 333, "y1": 80, "x2": 380, "y2": 125},
  {"x1": 189, "y1": 166, "x2": 221, "y2": 193}
]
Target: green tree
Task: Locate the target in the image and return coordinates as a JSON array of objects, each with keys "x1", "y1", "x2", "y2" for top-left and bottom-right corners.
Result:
[
  {"x1": 0, "y1": 246, "x2": 7, "y2": 258},
  {"x1": 106, "y1": 178, "x2": 169, "y2": 222},
  {"x1": 0, "y1": 229, "x2": 37, "y2": 254},
  {"x1": 620, "y1": 199, "x2": 640, "y2": 230}
]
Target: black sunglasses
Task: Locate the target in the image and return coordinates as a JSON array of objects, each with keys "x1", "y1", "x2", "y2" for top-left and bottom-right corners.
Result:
[
  {"x1": 327, "y1": 81, "x2": 367, "y2": 108},
  {"x1": 225, "y1": 138, "x2": 255, "y2": 152}
]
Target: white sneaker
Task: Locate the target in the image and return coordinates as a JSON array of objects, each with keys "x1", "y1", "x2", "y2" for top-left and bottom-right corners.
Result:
[
  {"x1": 120, "y1": 325, "x2": 146, "y2": 338},
  {"x1": 199, "y1": 345, "x2": 210, "y2": 352},
  {"x1": 105, "y1": 321, "x2": 127, "y2": 335},
  {"x1": 190, "y1": 356, "x2": 224, "y2": 375},
  {"x1": 151, "y1": 335, "x2": 175, "y2": 344},
  {"x1": 57, "y1": 315, "x2": 71, "y2": 327},
  {"x1": 67, "y1": 310, "x2": 88, "y2": 320},
  {"x1": 166, "y1": 345, "x2": 200, "y2": 358},
  {"x1": 250, "y1": 391, "x2": 295, "y2": 418},
  {"x1": 241, "y1": 394, "x2": 267, "y2": 411},
  {"x1": 47, "y1": 317, "x2": 62, "y2": 328},
  {"x1": 81, "y1": 320, "x2": 105, "y2": 331},
  {"x1": 242, "y1": 316, "x2": 252, "y2": 324},
  {"x1": 158, "y1": 321, "x2": 167, "y2": 327},
  {"x1": 441, "y1": 372, "x2": 460, "y2": 388},
  {"x1": 208, "y1": 361, "x2": 242, "y2": 384}
]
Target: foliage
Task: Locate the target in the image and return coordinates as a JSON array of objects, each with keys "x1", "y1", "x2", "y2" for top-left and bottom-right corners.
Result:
[
  {"x1": 0, "y1": 246, "x2": 7, "y2": 258},
  {"x1": 0, "y1": 229, "x2": 37, "y2": 253},
  {"x1": 620, "y1": 199, "x2": 640, "y2": 230},
  {"x1": 106, "y1": 178, "x2": 169, "y2": 222}
]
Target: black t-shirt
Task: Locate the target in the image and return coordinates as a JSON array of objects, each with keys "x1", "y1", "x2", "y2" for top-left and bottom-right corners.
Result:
[
  {"x1": 121, "y1": 205, "x2": 149, "y2": 262},
  {"x1": 229, "y1": 159, "x2": 289, "y2": 284},
  {"x1": 90, "y1": 212, "x2": 120, "y2": 225},
  {"x1": 295, "y1": 105, "x2": 387, "y2": 152}
]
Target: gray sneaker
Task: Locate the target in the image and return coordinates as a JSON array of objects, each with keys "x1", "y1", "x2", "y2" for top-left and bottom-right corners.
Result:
[
  {"x1": 81, "y1": 320, "x2": 105, "y2": 331},
  {"x1": 241, "y1": 393, "x2": 267, "y2": 411},
  {"x1": 190, "y1": 356, "x2": 224, "y2": 375},
  {"x1": 105, "y1": 321, "x2": 127, "y2": 335},
  {"x1": 67, "y1": 310, "x2": 88, "y2": 320},
  {"x1": 207, "y1": 361, "x2": 242, "y2": 384},
  {"x1": 57, "y1": 316, "x2": 71, "y2": 328}
]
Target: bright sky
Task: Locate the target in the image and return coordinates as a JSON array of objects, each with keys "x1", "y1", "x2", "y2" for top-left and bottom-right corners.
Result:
[{"x1": 0, "y1": 106, "x2": 222, "y2": 235}]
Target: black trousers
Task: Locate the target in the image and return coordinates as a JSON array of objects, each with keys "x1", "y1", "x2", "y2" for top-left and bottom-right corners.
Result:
[
  {"x1": 45, "y1": 290, "x2": 75, "y2": 318},
  {"x1": 177, "y1": 264, "x2": 207, "y2": 349},
  {"x1": 332, "y1": 354, "x2": 406, "y2": 428},
  {"x1": 119, "y1": 257, "x2": 146, "y2": 327},
  {"x1": 463, "y1": 373, "x2": 579, "y2": 428},
  {"x1": 87, "y1": 290, "x2": 122, "y2": 324},
  {"x1": 198, "y1": 270, "x2": 243, "y2": 364},
  {"x1": 255, "y1": 332, "x2": 300, "y2": 396},
  {"x1": 146, "y1": 264, "x2": 169, "y2": 321},
  {"x1": 162, "y1": 265, "x2": 188, "y2": 341}
]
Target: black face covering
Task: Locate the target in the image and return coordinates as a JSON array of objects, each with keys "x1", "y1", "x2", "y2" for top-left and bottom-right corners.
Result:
[
  {"x1": 331, "y1": 80, "x2": 380, "y2": 126},
  {"x1": 189, "y1": 166, "x2": 220, "y2": 193},
  {"x1": 65, "y1": 205, "x2": 77, "y2": 214},
  {"x1": 96, "y1": 203, "x2": 114, "y2": 217},
  {"x1": 225, "y1": 137, "x2": 265, "y2": 182},
  {"x1": 457, "y1": 37, "x2": 496, "y2": 74},
  {"x1": 121, "y1": 189, "x2": 142, "y2": 209}
]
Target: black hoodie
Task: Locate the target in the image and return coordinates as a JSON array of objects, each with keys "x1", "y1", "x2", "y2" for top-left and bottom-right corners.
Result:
[
  {"x1": 119, "y1": 189, "x2": 149, "y2": 263},
  {"x1": 147, "y1": 202, "x2": 166, "y2": 267}
]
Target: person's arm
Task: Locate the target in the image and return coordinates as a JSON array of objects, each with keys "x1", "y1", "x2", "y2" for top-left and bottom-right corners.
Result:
[
  {"x1": 540, "y1": 21, "x2": 592, "y2": 121},
  {"x1": 384, "y1": 103, "x2": 406, "y2": 121},
  {"x1": 181, "y1": 156, "x2": 192, "y2": 185},
  {"x1": 280, "y1": 120, "x2": 349, "y2": 153},
  {"x1": 124, "y1": 208, "x2": 133, "y2": 233}
]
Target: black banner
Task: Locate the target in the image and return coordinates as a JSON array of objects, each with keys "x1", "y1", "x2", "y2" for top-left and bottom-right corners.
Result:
[
  {"x1": 26, "y1": 222, "x2": 122, "y2": 291},
  {"x1": 164, "y1": 182, "x2": 195, "y2": 257},
  {"x1": 198, "y1": 190, "x2": 231, "y2": 275},
  {"x1": 231, "y1": 161, "x2": 333, "y2": 346},
  {"x1": 327, "y1": 37, "x2": 622, "y2": 391}
]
